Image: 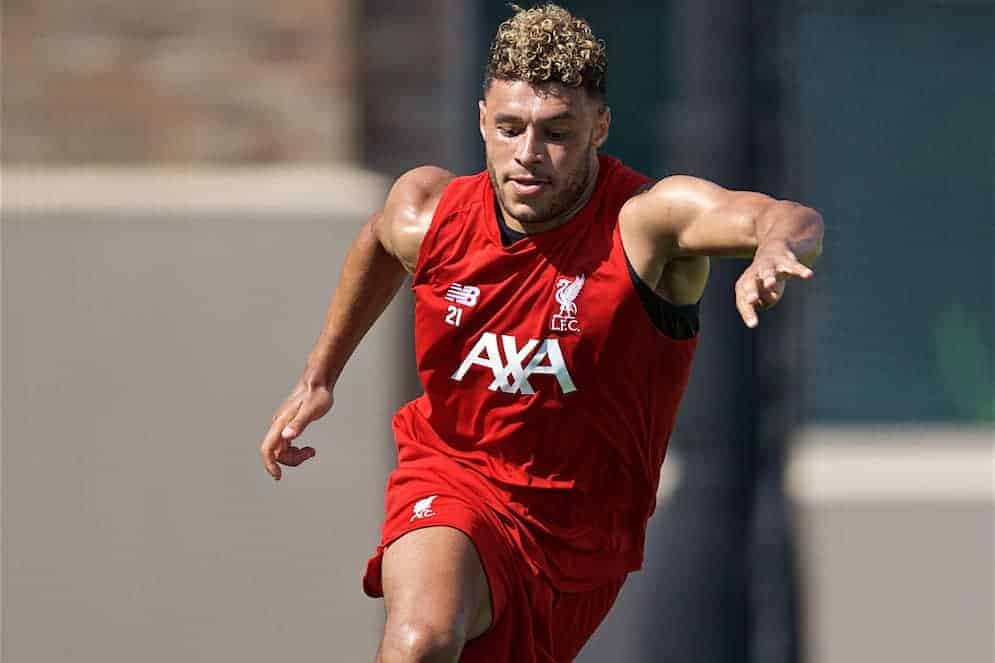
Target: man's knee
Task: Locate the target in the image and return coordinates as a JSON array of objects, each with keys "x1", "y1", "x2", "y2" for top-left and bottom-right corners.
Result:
[
  {"x1": 378, "y1": 526, "x2": 493, "y2": 661},
  {"x1": 379, "y1": 619, "x2": 464, "y2": 663}
]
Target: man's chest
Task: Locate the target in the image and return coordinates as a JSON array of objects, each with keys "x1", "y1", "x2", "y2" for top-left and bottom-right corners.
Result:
[{"x1": 413, "y1": 246, "x2": 631, "y2": 397}]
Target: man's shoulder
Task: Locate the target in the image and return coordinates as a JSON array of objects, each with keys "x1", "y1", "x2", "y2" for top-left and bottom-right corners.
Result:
[
  {"x1": 618, "y1": 174, "x2": 715, "y2": 238},
  {"x1": 598, "y1": 154, "x2": 654, "y2": 207},
  {"x1": 374, "y1": 166, "x2": 456, "y2": 273},
  {"x1": 378, "y1": 165, "x2": 491, "y2": 274},
  {"x1": 385, "y1": 165, "x2": 458, "y2": 219}
]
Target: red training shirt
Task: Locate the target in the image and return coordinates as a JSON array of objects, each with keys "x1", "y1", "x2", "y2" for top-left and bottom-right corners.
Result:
[{"x1": 391, "y1": 154, "x2": 698, "y2": 590}]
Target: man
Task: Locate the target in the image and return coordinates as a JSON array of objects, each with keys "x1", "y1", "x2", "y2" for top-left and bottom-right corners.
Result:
[{"x1": 258, "y1": 4, "x2": 823, "y2": 662}]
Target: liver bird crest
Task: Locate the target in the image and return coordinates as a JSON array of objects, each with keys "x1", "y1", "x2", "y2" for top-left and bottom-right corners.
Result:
[{"x1": 555, "y1": 274, "x2": 586, "y2": 318}]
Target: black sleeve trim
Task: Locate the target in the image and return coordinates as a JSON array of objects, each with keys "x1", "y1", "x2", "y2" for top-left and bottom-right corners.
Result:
[{"x1": 625, "y1": 253, "x2": 700, "y2": 340}]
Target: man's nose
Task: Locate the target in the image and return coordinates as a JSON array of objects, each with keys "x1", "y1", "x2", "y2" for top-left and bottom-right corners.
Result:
[{"x1": 515, "y1": 128, "x2": 544, "y2": 166}]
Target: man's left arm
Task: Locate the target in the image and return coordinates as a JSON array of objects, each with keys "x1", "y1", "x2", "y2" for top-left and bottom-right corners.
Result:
[{"x1": 620, "y1": 174, "x2": 824, "y2": 328}]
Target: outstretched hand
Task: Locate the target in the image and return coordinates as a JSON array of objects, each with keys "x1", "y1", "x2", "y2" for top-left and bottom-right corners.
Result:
[
  {"x1": 259, "y1": 382, "x2": 332, "y2": 480},
  {"x1": 735, "y1": 242, "x2": 814, "y2": 328}
]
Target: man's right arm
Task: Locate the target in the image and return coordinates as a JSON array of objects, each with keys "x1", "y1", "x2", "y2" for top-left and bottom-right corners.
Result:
[{"x1": 259, "y1": 166, "x2": 454, "y2": 480}]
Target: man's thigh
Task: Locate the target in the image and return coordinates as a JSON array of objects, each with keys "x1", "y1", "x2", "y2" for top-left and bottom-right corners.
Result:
[{"x1": 380, "y1": 526, "x2": 493, "y2": 653}]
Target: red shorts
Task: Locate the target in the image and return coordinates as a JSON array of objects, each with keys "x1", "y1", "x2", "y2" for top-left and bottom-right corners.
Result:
[{"x1": 363, "y1": 460, "x2": 626, "y2": 662}]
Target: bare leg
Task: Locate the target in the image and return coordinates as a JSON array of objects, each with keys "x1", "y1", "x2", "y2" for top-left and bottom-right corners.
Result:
[{"x1": 377, "y1": 526, "x2": 493, "y2": 663}]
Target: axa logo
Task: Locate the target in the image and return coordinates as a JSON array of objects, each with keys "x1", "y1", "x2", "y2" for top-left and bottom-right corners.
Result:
[
  {"x1": 551, "y1": 274, "x2": 585, "y2": 333},
  {"x1": 451, "y1": 332, "x2": 577, "y2": 395},
  {"x1": 410, "y1": 495, "x2": 438, "y2": 521}
]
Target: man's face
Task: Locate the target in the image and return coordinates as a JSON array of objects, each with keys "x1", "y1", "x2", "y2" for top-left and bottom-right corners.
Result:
[{"x1": 479, "y1": 80, "x2": 609, "y2": 226}]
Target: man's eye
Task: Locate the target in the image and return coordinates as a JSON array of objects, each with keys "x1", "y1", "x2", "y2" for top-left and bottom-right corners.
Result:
[
  {"x1": 497, "y1": 126, "x2": 521, "y2": 137},
  {"x1": 547, "y1": 130, "x2": 571, "y2": 141}
]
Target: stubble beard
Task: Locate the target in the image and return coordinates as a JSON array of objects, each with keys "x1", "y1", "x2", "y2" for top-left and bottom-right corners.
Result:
[{"x1": 489, "y1": 150, "x2": 598, "y2": 227}]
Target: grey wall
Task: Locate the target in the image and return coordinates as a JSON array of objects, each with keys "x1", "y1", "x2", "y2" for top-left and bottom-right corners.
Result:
[
  {"x1": 2, "y1": 169, "x2": 405, "y2": 663},
  {"x1": 789, "y1": 429, "x2": 994, "y2": 663},
  {"x1": 578, "y1": 428, "x2": 994, "y2": 663}
]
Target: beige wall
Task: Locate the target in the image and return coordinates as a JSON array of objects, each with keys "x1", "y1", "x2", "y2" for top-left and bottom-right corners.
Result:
[
  {"x1": 2, "y1": 168, "x2": 404, "y2": 662},
  {"x1": 790, "y1": 428, "x2": 994, "y2": 663}
]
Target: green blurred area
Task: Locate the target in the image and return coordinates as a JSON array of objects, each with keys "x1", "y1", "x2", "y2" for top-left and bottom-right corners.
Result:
[
  {"x1": 797, "y1": 9, "x2": 993, "y2": 423},
  {"x1": 935, "y1": 306, "x2": 994, "y2": 422}
]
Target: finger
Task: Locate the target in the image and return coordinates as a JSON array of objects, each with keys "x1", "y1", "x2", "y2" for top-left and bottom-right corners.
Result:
[
  {"x1": 259, "y1": 429, "x2": 286, "y2": 480},
  {"x1": 280, "y1": 401, "x2": 305, "y2": 440},
  {"x1": 756, "y1": 286, "x2": 780, "y2": 309},
  {"x1": 758, "y1": 275, "x2": 779, "y2": 301},
  {"x1": 738, "y1": 276, "x2": 762, "y2": 326},
  {"x1": 277, "y1": 445, "x2": 317, "y2": 467},
  {"x1": 760, "y1": 267, "x2": 777, "y2": 290},
  {"x1": 776, "y1": 261, "x2": 814, "y2": 280},
  {"x1": 266, "y1": 455, "x2": 282, "y2": 481},
  {"x1": 260, "y1": 409, "x2": 296, "y2": 480},
  {"x1": 762, "y1": 275, "x2": 788, "y2": 304},
  {"x1": 736, "y1": 293, "x2": 759, "y2": 328},
  {"x1": 285, "y1": 390, "x2": 334, "y2": 440},
  {"x1": 739, "y1": 300, "x2": 758, "y2": 328},
  {"x1": 740, "y1": 276, "x2": 761, "y2": 305}
]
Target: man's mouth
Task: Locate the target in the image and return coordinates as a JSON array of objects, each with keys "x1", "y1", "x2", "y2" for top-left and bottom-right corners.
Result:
[{"x1": 508, "y1": 176, "x2": 550, "y2": 196}]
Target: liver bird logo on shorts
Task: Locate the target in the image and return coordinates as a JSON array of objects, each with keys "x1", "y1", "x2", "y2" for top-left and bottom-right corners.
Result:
[
  {"x1": 551, "y1": 274, "x2": 585, "y2": 333},
  {"x1": 410, "y1": 495, "x2": 438, "y2": 521}
]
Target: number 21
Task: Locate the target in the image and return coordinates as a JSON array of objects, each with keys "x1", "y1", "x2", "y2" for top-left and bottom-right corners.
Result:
[{"x1": 445, "y1": 305, "x2": 463, "y2": 327}]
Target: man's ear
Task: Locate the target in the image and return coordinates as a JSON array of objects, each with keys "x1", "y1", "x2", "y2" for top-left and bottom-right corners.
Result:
[
  {"x1": 593, "y1": 105, "x2": 611, "y2": 149},
  {"x1": 478, "y1": 100, "x2": 488, "y2": 143}
]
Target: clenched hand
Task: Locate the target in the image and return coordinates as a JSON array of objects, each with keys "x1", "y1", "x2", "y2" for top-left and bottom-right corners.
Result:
[{"x1": 259, "y1": 382, "x2": 332, "y2": 480}]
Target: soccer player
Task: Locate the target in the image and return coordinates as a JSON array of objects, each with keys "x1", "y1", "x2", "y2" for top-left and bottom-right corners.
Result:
[{"x1": 258, "y1": 4, "x2": 823, "y2": 662}]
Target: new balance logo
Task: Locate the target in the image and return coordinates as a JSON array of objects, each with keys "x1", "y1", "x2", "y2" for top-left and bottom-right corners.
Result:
[
  {"x1": 410, "y1": 495, "x2": 438, "y2": 521},
  {"x1": 451, "y1": 332, "x2": 577, "y2": 395},
  {"x1": 445, "y1": 284, "x2": 480, "y2": 307}
]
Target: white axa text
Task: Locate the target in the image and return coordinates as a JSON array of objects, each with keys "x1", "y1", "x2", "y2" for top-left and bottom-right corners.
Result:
[{"x1": 451, "y1": 332, "x2": 577, "y2": 395}]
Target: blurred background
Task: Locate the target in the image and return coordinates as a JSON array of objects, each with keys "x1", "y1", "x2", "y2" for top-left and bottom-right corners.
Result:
[{"x1": 2, "y1": 1, "x2": 992, "y2": 662}]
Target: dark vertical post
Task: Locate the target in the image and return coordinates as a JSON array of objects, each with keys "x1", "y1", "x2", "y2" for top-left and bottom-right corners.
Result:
[
  {"x1": 639, "y1": 2, "x2": 755, "y2": 661},
  {"x1": 634, "y1": 1, "x2": 801, "y2": 662},
  {"x1": 357, "y1": 0, "x2": 477, "y2": 176},
  {"x1": 746, "y1": 3, "x2": 803, "y2": 661}
]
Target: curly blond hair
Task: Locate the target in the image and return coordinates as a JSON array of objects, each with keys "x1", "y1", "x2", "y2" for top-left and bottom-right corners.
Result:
[{"x1": 485, "y1": 3, "x2": 607, "y2": 99}]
